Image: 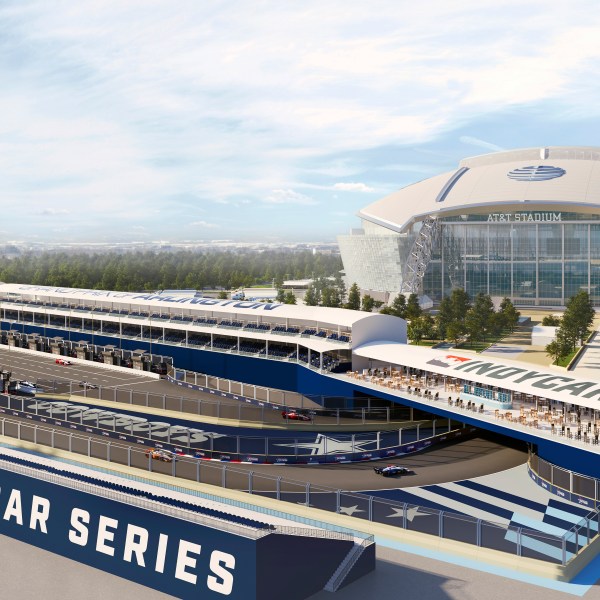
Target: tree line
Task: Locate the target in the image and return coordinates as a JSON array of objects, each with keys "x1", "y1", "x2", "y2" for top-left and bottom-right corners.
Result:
[{"x1": 0, "y1": 250, "x2": 343, "y2": 292}]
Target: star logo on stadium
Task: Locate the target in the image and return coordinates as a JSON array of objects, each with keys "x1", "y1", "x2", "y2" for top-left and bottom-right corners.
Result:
[
  {"x1": 275, "y1": 434, "x2": 376, "y2": 455},
  {"x1": 507, "y1": 165, "x2": 566, "y2": 181}
]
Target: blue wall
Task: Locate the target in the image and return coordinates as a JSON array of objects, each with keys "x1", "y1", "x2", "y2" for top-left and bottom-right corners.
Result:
[
  {"x1": 0, "y1": 467, "x2": 256, "y2": 599},
  {"x1": 7, "y1": 322, "x2": 600, "y2": 479},
  {"x1": 1, "y1": 322, "x2": 351, "y2": 397}
]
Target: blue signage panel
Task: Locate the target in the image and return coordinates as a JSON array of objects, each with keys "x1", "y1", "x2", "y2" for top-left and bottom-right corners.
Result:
[{"x1": 0, "y1": 467, "x2": 256, "y2": 599}]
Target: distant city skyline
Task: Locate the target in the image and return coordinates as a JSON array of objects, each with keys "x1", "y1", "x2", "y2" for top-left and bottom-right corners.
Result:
[{"x1": 2, "y1": 1, "x2": 600, "y2": 242}]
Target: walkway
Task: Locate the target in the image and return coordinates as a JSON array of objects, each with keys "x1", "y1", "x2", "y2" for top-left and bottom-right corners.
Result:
[{"x1": 570, "y1": 332, "x2": 600, "y2": 378}]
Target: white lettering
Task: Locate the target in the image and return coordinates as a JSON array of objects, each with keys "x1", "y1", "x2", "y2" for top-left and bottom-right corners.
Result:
[
  {"x1": 207, "y1": 551, "x2": 236, "y2": 595},
  {"x1": 155, "y1": 533, "x2": 169, "y2": 573},
  {"x1": 96, "y1": 515, "x2": 119, "y2": 556},
  {"x1": 69, "y1": 508, "x2": 90, "y2": 546},
  {"x1": 3, "y1": 489, "x2": 23, "y2": 525},
  {"x1": 29, "y1": 496, "x2": 50, "y2": 533},
  {"x1": 175, "y1": 540, "x2": 201, "y2": 585},
  {"x1": 123, "y1": 524, "x2": 149, "y2": 566}
]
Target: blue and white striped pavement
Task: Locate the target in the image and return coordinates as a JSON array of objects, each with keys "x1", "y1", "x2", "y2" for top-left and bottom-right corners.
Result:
[{"x1": 361, "y1": 465, "x2": 597, "y2": 563}]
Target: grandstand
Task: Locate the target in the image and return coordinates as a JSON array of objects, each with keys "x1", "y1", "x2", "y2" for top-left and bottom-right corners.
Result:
[
  {"x1": 0, "y1": 445, "x2": 374, "y2": 599},
  {"x1": 0, "y1": 283, "x2": 406, "y2": 394}
]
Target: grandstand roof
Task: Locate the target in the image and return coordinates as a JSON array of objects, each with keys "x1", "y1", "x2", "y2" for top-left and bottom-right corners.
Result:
[
  {"x1": 359, "y1": 146, "x2": 600, "y2": 233},
  {"x1": 0, "y1": 283, "x2": 379, "y2": 328},
  {"x1": 353, "y1": 342, "x2": 600, "y2": 411}
]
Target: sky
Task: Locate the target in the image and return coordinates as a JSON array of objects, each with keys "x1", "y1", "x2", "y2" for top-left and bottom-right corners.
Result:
[{"x1": 1, "y1": 1, "x2": 600, "y2": 243}]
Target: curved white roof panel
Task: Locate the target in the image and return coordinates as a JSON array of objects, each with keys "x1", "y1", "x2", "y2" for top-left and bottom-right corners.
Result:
[
  {"x1": 360, "y1": 146, "x2": 600, "y2": 233},
  {"x1": 0, "y1": 283, "x2": 391, "y2": 331},
  {"x1": 353, "y1": 342, "x2": 600, "y2": 412}
]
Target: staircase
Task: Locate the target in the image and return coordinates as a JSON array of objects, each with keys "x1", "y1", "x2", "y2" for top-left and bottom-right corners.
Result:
[{"x1": 401, "y1": 216, "x2": 440, "y2": 294}]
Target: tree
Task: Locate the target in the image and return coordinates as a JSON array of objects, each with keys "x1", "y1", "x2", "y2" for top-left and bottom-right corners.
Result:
[
  {"x1": 346, "y1": 283, "x2": 361, "y2": 311},
  {"x1": 390, "y1": 294, "x2": 407, "y2": 318},
  {"x1": 435, "y1": 296, "x2": 452, "y2": 339},
  {"x1": 361, "y1": 295, "x2": 375, "y2": 312},
  {"x1": 304, "y1": 285, "x2": 319, "y2": 306},
  {"x1": 276, "y1": 288, "x2": 286, "y2": 303},
  {"x1": 465, "y1": 293, "x2": 495, "y2": 344},
  {"x1": 542, "y1": 315, "x2": 561, "y2": 327},
  {"x1": 405, "y1": 293, "x2": 422, "y2": 320},
  {"x1": 436, "y1": 288, "x2": 471, "y2": 341},
  {"x1": 562, "y1": 290, "x2": 595, "y2": 346},
  {"x1": 283, "y1": 290, "x2": 297, "y2": 304},
  {"x1": 499, "y1": 297, "x2": 520, "y2": 332},
  {"x1": 217, "y1": 290, "x2": 228, "y2": 299},
  {"x1": 408, "y1": 314, "x2": 435, "y2": 344},
  {"x1": 321, "y1": 286, "x2": 341, "y2": 308},
  {"x1": 546, "y1": 329, "x2": 572, "y2": 365}
]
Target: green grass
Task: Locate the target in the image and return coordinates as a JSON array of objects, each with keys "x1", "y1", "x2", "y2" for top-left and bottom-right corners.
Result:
[
  {"x1": 454, "y1": 328, "x2": 513, "y2": 353},
  {"x1": 555, "y1": 349, "x2": 578, "y2": 368},
  {"x1": 409, "y1": 339, "x2": 439, "y2": 346},
  {"x1": 455, "y1": 341, "x2": 493, "y2": 352}
]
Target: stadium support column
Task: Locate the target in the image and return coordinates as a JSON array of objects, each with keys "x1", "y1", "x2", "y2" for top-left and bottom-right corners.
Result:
[{"x1": 320, "y1": 352, "x2": 323, "y2": 372}]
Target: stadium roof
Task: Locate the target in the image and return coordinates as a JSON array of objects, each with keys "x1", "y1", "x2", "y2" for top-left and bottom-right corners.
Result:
[
  {"x1": 359, "y1": 146, "x2": 600, "y2": 233},
  {"x1": 354, "y1": 342, "x2": 600, "y2": 412}
]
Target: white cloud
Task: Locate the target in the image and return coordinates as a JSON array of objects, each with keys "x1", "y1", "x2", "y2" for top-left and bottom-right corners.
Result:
[
  {"x1": 41, "y1": 208, "x2": 70, "y2": 215},
  {"x1": 333, "y1": 182, "x2": 374, "y2": 192},
  {"x1": 459, "y1": 136, "x2": 505, "y2": 153},
  {"x1": 0, "y1": 1, "x2": 599, "y2": 240},
  {"x1": 190, "y1": 220, "x2": 220, "y2": 228},
  {"x1": 264, "y1": 189, "x2": 317, "y2": 205}
]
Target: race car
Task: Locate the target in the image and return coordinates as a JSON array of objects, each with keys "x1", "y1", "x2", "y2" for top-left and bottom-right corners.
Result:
[
  {"x1": 281, "y1": 410, "x2": 311, "y2": 422},
  {"x1": 373, "y1": 464, "x2": 411, "y2": 477},
  {"x1": 145, "y1": 448, "x2": 174, "y2": 462},
  {"x1": 55, "y1": 358, "x2": 72, "y2": 366},
  {"x1": 78, "y1": 381, "x2": 98, "y2": 389}
]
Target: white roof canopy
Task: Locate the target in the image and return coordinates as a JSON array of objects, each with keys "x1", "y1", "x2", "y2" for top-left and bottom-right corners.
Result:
[{"x1": 353, "y1": 342, "x2": 600, "y2": 412}]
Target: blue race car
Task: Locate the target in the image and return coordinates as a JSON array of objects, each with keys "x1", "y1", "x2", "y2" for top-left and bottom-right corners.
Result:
[{"x1": 373, "y1": 464, "x2": 411, "y2": 477}]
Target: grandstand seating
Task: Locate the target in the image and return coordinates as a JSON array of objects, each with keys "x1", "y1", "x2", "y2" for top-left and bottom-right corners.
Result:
[
  {"x1": 188, "y1": 333, "x2": 211, "y2": 346},
  {"x1": 239, "y1": 341, "x2": 266, "y2": 354},
  {"x1": 212, "y1": 337, "x2": 237, "y2": 351},
  {"x1": 0, "y1": 453, "x2": 274, "y2": 531},
  {"x1": 0, "y1": 297, "x2": 353, "y2": 348},
  {"x1": 244, "y1": 323, "x2": 270, "y2": 331}
]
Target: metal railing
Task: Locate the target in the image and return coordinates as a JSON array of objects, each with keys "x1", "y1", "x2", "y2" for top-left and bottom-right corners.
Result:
[
  {"x1": 1, "y1": 393, "x2": 457, "y2": 462},
  {"x1": 36, "y1": 377, "x2": 411, "y2": 426},
  {"x1": 0, "y1": 416, "x2": 593, "y2": 566}
]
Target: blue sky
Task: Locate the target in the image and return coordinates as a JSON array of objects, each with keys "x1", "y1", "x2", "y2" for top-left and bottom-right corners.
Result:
[{"x1": 1, "y1": 1, "x2": 600, "y2": 243}]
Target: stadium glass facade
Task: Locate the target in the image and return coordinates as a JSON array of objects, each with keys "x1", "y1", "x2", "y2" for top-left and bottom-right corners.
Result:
[
  {"x1": 421, "y1": 214, "x2": 600, "y2": 306},
  {"x1": 338, "y1": 147, "x2": 600, "y2": 308}
]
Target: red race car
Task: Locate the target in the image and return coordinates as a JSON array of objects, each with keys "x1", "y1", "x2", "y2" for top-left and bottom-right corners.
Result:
[
  {"x1": 281, "y1": 410, "x2": 311, "y2": 422},
  {"x1": 55, "y1": 358, "x2": 73, "y2": 366}
]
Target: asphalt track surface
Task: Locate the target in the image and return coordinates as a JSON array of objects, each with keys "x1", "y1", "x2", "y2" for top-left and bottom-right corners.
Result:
[
  {"x1": 0, "y1": 345, "x2": 527, "y2": 491},
  {"x1": 0, "y1": 348, "x2": 539, "y2": 600},
  {"x1": 0, "y1": 345, "x2": 400, "y2": 428}
]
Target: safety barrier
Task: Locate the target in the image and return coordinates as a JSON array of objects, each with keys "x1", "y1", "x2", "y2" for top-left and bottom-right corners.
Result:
[
  {"x1": 0, "y1": 414, "x2": 591, "y2": 566},
  {"x1": 528, "y1": 452, "x2": 600, "y2": 508},
  {"x1": 38, "y1": 377, "x2": 408, "y2": 426},
  {"x1": 0, "y1": 394, "x2": 467, "y2": 464}
]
